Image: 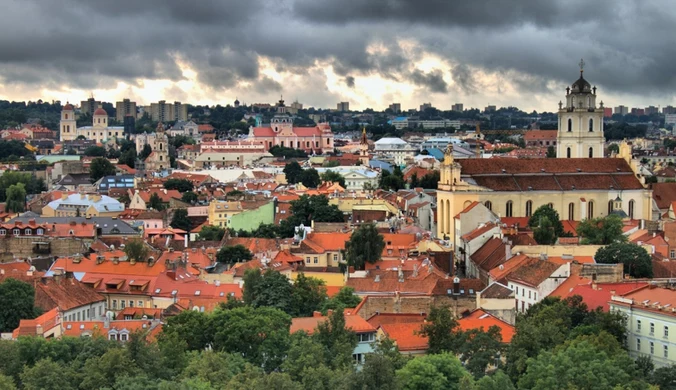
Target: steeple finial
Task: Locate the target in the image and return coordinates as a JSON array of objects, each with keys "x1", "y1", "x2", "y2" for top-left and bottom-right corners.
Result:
[{"x1": 579, "y1": 58, "x2": 585, "y2": 75}]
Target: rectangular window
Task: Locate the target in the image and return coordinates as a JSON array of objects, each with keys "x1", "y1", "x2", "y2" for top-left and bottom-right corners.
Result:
[
  {"x1": 528, "y1": 291, "x2": 531, "y2": 299},
  {"x1": 515, "y1": 286, "x2": 518, "y2": 295},
  {"x1": 129, "y1": 300, "x2": 134, "y2": 307},
  {"x1": 333, "y1": 254, "x2": 338, "y2": 262},
  {"x1": 665, "y1": 345, "x2": 669, "y2": 358},
  {"x1": 534, "y1": 292, "x2": 537, "y2": 300},
  {"x1": 666, "y1": 326, "x2": 669, "y2": 338},
  {"x1": 651, "y1": 341, "x2": 655, "y2": 355},
  {"x1": 112, "y1": 300, "x2": 117, "y2": 310},
  {"x1": 637, "y1": 320, "x2": 641, "y2": 331},
  {"x1": 306, "y1": 257, "x2": 311, "y2": 264},
  {"x1": 671, "y1": 250, "x2": 676, "y2": 259},
  {"x1": 637, "y1": 338, "x2": 641, "y2": 351},
  {"x1": 109, "y1": 334, "x2": 117, "y2": 341},
  {"x1": 138, "y1": 301, "x2": 144, "y2": 308},
  {"x1": 651, "y1": 323, "x2": 655, "y2": 335},
  {"x1": 314, "y1": 257, "x2": 318, "y2": 264},
  {"x1": 120, "y1": 333, "x2": 128, "y2": 341},
  {"x1": 121, "y1": 300, "x2": 126, "y2": 309}
]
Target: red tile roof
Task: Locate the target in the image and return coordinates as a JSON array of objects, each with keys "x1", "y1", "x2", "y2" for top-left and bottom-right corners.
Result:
[
  {"x1": 505, "y1": 261, "x2": 563, "y2": 288},
  {"x1": 458, "y1": 309, "x2": 515, "y2": 342},
  {"x1": 290, "y1": 313, "x2": 376, "y2": 335},
  {"x1": 653, "y1": 183, "x2": 676, "y2": 209}
]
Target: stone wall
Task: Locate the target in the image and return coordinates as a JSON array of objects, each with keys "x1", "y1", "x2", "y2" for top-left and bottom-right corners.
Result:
[
  {"x1": 356, "y1": 294, "x2": 476, "y2": 320},
  {"x1": 0, "y1": 237, "x2": 92, "y2": 262}
]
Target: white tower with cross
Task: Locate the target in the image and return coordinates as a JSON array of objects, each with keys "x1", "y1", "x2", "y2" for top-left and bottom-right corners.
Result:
[{"x1": 556, "y1": 59, "x2": 606, "y2": 159}]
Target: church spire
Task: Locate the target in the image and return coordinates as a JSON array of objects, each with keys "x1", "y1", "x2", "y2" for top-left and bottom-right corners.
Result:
[{"x1": 579, "y1": 58, "x2": 585, "y2": 77}]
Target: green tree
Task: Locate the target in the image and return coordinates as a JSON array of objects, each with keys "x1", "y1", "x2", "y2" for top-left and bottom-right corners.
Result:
[
  {"x1": 528, "y1": 205, "x2": 565, "y2": 238},
  {"x1": 300, "y1": 168, "x2": 320, "y2": 188},
  {"x1": 531, "y1": 215, "x2": 557, "y2": 245},
  {"x1": 0, "y1": 278, "x2": 39, "y2": 332},
  {"x1": 164, "y1": 178, "x2": 194, "y2": 192},
  {"x1": 5, "y1": 183, "x2": 25, "y2": 213},
  {"x1": 344, "y1": 223, "x2": 385, "y2": 270},
  {"x1": 418, "y1": 304, "x2": 461, "y2": 354},
  {"x1": 348, "y1": 353, "x2": 399, "y2": 390},
  {"x1": 20, "y1": 358, "x2": 77, "y2": 390},
  {"x1": 84, "y1": 145, "x2": 107, "y2": 157},
  {"x1": 171, "y1": 208, "x2": 192, "y2": 232},
  {"x1": 280, "y1": 333, "x2": 329, "y2": 382},
  {"x1": 313, "y1": 309, "x2": 357, "y2": 370},
  {"x1": 595, "y1": 242, "x2": 653, "y2": 278},
  {"x1": 148, "y1": 192, "x2": 165, "y2": 211},
  {"x1": 181, "y1": 191, "x2": 198, "y2": 204},
  {"x1": 119, "y1": 148, "x2": 137, "y2": 167},
  {"x1": 320, "y1": 170, "x2": 345, "y2": 187},
  {"x1": 473, "y1": 370, "x2": 515, "y2": 390},
  {"x1": 124, "y1": 239, "x2": 149, "y2": 263},
  {"x1": 546, "y1": 146, "x2": 556, "y2": 158},
  {"x1": 322, "y1": 286, "x2": 363, "y2": 313},
  {"x1": 290, "y1": 273, "x2": 328, "y2": 317},
  {"x1": 0, "y1": 374, "x2": 16, "y2": 390},
  {"x1": 198, "y1": 225, "x2": 226, "y2": 241},
  {"x1": 181, "y1": 351, "x2": 246, "y2": 388},
  {"x1": 209, "y1": 306, "x2": 292, "y2": 372},
  {"x1": 419, "y1": 171, "x2": 440, "y2": 189},
  {"x1": 140, "y1": 143, "x2": 153, "y2": 160},
  {"x1": 226, "y1": 190, "x2": 244, "y2": 199},
  {"x1": 608, "y1": 143, "x2": 620, "y2": 154},
  {"x1": 397, "y1": 353, "x2": 471, "y2": 390},
  {"x1": 242, "y1": 269, "x2": 293, "y2": 313},
  {"x1": 216, "y1": 245, "x2": 253, "y2": 264},
  {"x1": 283, "y1": 161, "x2": 303, "y2": 184},
  {"x1": 89, "y1": 157, "x2": 116, "y2": 182},
  {"x1": 80, "y1": 347, "x2": 140, "y2": 390},
  {"x1": 517, "y1": 332, "x2": 645, "y2": 390},
  {"x1": 457, "y1": 326, "x2": 505, "y2": 378},
  {"x1": 650, "y1": 365, "x2": 676, "y2": 390},
  {"x1": 576, "y1": 214, "x2": 626, "y2": 245},
  {"x1": 161, "y1": 310, "x2": 211, "y2": 351}
]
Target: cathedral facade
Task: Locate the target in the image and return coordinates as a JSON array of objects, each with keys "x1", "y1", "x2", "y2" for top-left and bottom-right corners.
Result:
[{"x1": 436, "y1": 64, "x2": 652, "y2": 249}]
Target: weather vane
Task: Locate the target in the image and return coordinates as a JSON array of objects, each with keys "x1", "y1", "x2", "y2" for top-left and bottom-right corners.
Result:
[{"x1": 579, "y1": 58, "x2": 585, "y2": 74}]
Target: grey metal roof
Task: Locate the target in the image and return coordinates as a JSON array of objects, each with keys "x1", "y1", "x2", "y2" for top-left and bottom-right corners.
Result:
[{"x1": 9, "y1": 216, "x2": 139, "y2": 235}]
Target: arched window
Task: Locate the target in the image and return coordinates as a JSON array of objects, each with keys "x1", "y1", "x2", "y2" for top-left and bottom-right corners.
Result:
[
  {"x1": 567, "y1": 147, "x2": 571, "y2": 158},
  {"x1": 567, "y1": 118, "x2": 572, "y2": 132},
  {"x1": 589, "y1": 118, "x2": 593, "y2": 132},
  {"x1": 589, "y1": 147, "x2": 593, "y2": 158},
  {"x1": 547, "y1": 203, "x2": 554, "y2": 209},
  {"x1": 608, "y1": 200, "x2": 614, "y2": 214},
  {"x1": 525, "y1": 200, "x2": 533, "y2": 217},
  {"x1": 13, "y1": 229, "x2": 20, "y2": 236},
  {"x1": 159, "y1": 143, "x2": 163, "y2": 150},
  {"x1": 65, "y1": 114, "x2": 68, "y2": 119},
  {"x1": 568, "y1": 203, "x2": 575, "y2": 221},
  {"x1": 506, "y1": 201, "x2": 513, "y2": 217},
  {"x1": 587, "y1": 201, "x2": 594, "y2": 219},
  {"x1": 629, "y1": 200, "x2": 635, "y2": 219},
  {"x1": 484, "y1": 201, "x2": 492, "y2": 211},
  {"x1": 587, "y1": 96, "x2": 591, "y2": 107}
]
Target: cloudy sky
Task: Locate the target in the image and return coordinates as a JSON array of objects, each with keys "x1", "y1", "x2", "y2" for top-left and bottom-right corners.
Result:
[{"x1": 0, "y1": 0, "x2": 674, "y2": 112}]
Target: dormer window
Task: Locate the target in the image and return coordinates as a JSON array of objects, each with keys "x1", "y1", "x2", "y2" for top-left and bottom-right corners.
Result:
[
  {"x1": 0, "y1": 229, "x2": 6, "y2": 235},
  {"x1": 69, "y1": 230, "x2": 74, "y2": 235},
  {"x1": 36, "y1": 229, "x2": 43, "y2": 235},
  {"x1": 13, "y1": 229, "x2": 20, "y2": 236},
  {"x1": 25, "y1": 228, "x2": 31, "y2": 235}
]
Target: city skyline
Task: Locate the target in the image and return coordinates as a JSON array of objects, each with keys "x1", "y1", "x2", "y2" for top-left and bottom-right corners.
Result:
[{"x1": 1, "y1": 1, "x2": 675, "y2": 112}]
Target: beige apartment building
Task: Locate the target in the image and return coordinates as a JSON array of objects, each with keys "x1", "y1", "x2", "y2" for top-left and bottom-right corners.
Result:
[
  {"x1": 115, "y1": 99, "x2": 137, "y2": 121},
  {"x1": 150, "y1": 100, "x2": 188, "y2": 122}
]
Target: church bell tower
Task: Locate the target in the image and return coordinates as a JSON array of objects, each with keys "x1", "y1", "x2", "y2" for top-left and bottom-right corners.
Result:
[{"x1": 556, "y1": 59, "x2": 605, "y2": 159}]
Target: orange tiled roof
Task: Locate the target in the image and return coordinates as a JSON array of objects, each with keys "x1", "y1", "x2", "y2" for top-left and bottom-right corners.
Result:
[
  {"x1": 458, "y1": 309, "x2": 515, "y2": 342},
  {"x1": 12, "y1": 308, "x2": 60, "y2": 338},
  {"x1": 290, "y1": 313, "x2": 376, "y2": 335}
]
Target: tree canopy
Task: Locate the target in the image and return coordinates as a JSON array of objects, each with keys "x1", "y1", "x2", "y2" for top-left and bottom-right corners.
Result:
[
  {"x1": 595, "y1": 242, "x2": 653, "y2": 278},
  {"x1": 344, "y1": 223, "x2": 385, "y2": 270},
  {"x1": 0, "y1": 278, "x2": 40, "y2": 332},
  {"x1": 170, "y1": 208, "x2": 192, "y2": 232},
  {"x1": 216, "y1": 245, "x2": 253, "y2": 265},
  {"x1": 320, "y1": 170, "x2": 345, "y2": 187},
  {"x1": 528, "y1": 205, "x2": 566, "y2": 245},
  {"x1": 164, "y1": 178, "x2": 194, "y2": 192},
  {"x1": 576, "y1": 214, "x2": 626, "y2": 245},
  {"x1": 89, "y1": 157, "x2": 116, "y2": 182}
]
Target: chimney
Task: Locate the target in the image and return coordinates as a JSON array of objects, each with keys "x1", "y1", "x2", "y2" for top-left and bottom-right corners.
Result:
[
  {"x1": 505, "y1": 241, "x2": 512, "y2": 260},
  {"x1": 312, "y1": 311, "x2": 323, "y2": 317}
]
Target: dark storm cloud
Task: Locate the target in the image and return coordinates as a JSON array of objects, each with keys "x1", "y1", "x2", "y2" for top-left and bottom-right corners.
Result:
[
  {"x1": 410, "y1": 69, "x2": 447, "y2": 93},
  {"x1": 0, "y1": 0, "x2": 674, "y2": 104},
  {"x1": 293, "y1": 0, "x2": 614, "y2": 29}
]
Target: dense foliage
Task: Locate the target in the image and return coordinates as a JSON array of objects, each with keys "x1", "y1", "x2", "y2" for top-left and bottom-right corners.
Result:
[
  {"x1": 576, "y1": 214, "x2": 626, "y2": 245},
  {"x1": 595, "y1": 242, "x2": 653, "y2": 278},
  {"x1": 344, "y1": 223, "x2": 385, "y2": 270}
]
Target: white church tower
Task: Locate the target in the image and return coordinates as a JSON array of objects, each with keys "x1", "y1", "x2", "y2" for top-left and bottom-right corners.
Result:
[
  {"x1": 59, "y1": 103, "x2": 77, "y2": 142},
  {"x1": 556, "y1": 59, "x2": 605, "y2": 158}
]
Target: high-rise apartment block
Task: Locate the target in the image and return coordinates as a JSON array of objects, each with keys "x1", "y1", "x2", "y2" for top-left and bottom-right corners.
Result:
[
  {"x1": 452, "y1": 103, "x2": 464, "y2": 112},
  {"x1": 337, "y1": 102, "x2": 350, "y2": 112},
  {"x1": 645, "y1": 106, "x2": 659, "y2": 115},
  {"x1": 484, "y1": 105, "x2": 497, "y2": 113},
  {"x1": 664, "y1": 106, "x2": 676, "y2": 115},
  {"x1": 419, "y1": 103, "x2": 433, "y2": 111},
  {"x1": 614, "y1": 105, "x2": 629, "y2": 115},
  {"x1": 80, "y1": 97, "x2": 102, "y2": 116},
  {"x1": 150, "y1": 100, "x2": 188, "y2": 122},
  {"x1": 115, "y1": 99, "x2": 137, "y2": 121},
  {"x1": 388, "y1": 103, "x2": 401, "y2": 113}
]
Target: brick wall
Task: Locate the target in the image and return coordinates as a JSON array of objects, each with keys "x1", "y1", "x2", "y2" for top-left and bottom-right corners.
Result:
[{"x1": 0, "y1": 237, "x2": 92, "y2": 263}]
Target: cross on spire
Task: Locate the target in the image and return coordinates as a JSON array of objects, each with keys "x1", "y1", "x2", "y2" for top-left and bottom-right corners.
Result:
[{"x1": 579, "y1": 58, "x2": 585, "y2": 75}]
